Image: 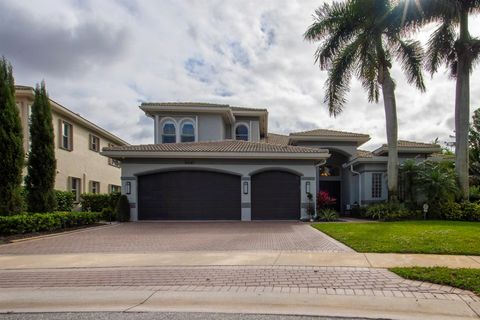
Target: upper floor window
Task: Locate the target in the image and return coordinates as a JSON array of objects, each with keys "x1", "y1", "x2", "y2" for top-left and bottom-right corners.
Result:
[
  {"x1": 89, "y1": 134, "x2": 100, "y2": 152},
  {"x1": 235, "y1": 124, "x2": 249, "y2": 141},
  {"x1": 108, "y1": 143, "x2": 121, "y2": 167},
  {"x1": 372, "y1": 173, "x2": 382, "y2": 198},
  {"x1": 162, "y1": 122, "x2": 177, "y2": 143},
  {"x1": 61, "y1": 120, "x2": 73, "y2": 151},
  {"x1": 319, "y1": 165, "x2": 340, "y2": 177},
  {"x1": 181, "y1": 122, "x2": 195, "y2": 142}
]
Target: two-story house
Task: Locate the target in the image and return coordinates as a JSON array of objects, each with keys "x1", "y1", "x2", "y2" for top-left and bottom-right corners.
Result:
[
  {"x1": 102, "y1": 102, "x2": 441, "y2": 221},
  {"x1": 15, "y1": 86, "x2": 129, "y2": 202}
]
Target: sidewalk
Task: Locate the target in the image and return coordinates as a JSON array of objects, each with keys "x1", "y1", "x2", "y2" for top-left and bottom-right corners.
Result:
[{"x1": 1, "y1": 251, "x2": 479, "y2": 269}]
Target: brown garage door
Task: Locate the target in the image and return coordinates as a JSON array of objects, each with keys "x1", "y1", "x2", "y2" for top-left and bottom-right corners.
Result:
[
  {"x1": 138, "y1": 170, "x2": 241, "y2": 220},
  {"x1": 251, "y1": 170, "x2": 301, "y2": 220}
]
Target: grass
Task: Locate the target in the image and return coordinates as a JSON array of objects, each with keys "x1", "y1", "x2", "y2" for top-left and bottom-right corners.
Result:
[
  {"x1": 312, "y1": 220, "x2": 480, "y2": 255},
  {"x1": 390, "y1": 267, "x2": 480, "y2": 296}
]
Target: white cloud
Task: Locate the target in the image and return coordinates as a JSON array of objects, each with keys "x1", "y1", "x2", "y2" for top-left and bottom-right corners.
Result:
[{"x1": 2, "y1": 0, "x2": 480, "y2": 150}]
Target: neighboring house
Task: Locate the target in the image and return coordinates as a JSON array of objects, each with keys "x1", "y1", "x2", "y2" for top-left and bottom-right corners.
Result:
[
  {"x1": 102, "y1": 102, "x2": 441, "y2": 221},
  {"x1": 15, "y1": 86, "x2": 129, "y2": 202}
]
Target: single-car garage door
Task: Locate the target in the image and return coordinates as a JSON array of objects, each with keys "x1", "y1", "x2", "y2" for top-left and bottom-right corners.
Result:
[
  {"x1": 138, "y1": 170, "x2": 241, "y2": 220},
  {"x1": 251, "y1": 170, "x2": 301, "y2": 220}
]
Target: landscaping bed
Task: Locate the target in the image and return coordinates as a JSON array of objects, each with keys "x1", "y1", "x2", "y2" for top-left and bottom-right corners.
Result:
[
  {"x1": 390, "y1": 267, "x2": 480, "y2": 296},
  {"x1": 0, "y1": 222, "x2": 107, "y2": 244},
  {"x1": 312, "y1": 220, "x2": 480, "y2": 255}
]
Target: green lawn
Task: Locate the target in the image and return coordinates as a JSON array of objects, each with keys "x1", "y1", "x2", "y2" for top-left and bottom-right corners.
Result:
[
  {"x1": 390, "y1": 267, "x2": 480, "y2": 296},
  {"x1": 312, "y1": 220, "x2": 480, "y2": 255}
]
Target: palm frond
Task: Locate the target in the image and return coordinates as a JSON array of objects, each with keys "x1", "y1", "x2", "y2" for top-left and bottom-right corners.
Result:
[
  {"x1": 324, "y1": 38, "x2": 362, "y2": 116},
  {"x1": 357, "y1": 38, "x2": 380, "y2": 103},
  {"x1": 304, "y1": 1, "x2": 352, "y2": 42},
  {"x1": 394, "y1": 38, "x2": 426, "y2": 91},
  {"x1": 425, "y1": 21, "x2": 457, "y2": 75}
]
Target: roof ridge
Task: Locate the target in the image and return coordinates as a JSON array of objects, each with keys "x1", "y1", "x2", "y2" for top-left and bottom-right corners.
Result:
[{"x1": 290, "y1": 128, "x2": 369, "y2": 137}]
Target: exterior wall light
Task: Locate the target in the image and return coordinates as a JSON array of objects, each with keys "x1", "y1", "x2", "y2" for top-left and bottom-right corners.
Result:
[
  {"x1": 306, "y1": 181, "x2": 310, "y2": 194},
  {"x1": 126, "y1": 181, "x2": 131, "y2": 195},
  {"x1": 243, "y1": 181, "x2": 249, "y2": 194}
]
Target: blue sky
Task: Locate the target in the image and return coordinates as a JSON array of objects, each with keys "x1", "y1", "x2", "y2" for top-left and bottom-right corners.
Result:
[{"x1": 1, "y1": 0, "x2": 480, "y2": 150}]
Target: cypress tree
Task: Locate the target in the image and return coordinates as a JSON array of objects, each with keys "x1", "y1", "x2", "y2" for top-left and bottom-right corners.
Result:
[
  {"x1": 0, "y1": 58, "x2": 24, "y2": 215},
  {"x1": 25, "y1": 81, "x2": 57, "y2": 212}
]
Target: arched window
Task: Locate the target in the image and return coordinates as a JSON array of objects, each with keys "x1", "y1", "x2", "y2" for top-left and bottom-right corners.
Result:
[
  {"x1": 235, "y1": 124, "x2": 249, "y2": 141},
  {"x1": 181, "y1": 121, "x2": 195, "y2": 142},
  {"x1": 162, "y1": 122, "x2": 176, "y2": 143},
  {"x1": 319, "y1": 165, "x2": 340, "y2": 177}
]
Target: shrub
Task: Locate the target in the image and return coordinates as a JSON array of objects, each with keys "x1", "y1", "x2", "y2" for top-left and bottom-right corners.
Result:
[
  {"x1": 436, "y1": 201, "x2": 463, "y2": 220},
  {"x1": 461, "y1": 201, "x2": 480, "y2": 221},
  {"x1": 115, "y1": 195, "x2": 130, "y2": 222},
  {"x1": 80, "y1": 193, "x2": 120, "y2": 212},
  {"x1": 318, "y1": 208, "x2": 339, "y2": 222},
  {"x1": 55, "y1": 190, "x2": 75, "y2": 212},
  {"x1": 0, "y1": 211, "x2": 101, "y2": 236},
  {"x1": 101, "y1": 207, "x2": 115, "y2": 222},
  {"x1": 365, "y1": 202, "x2": 412, "y2": 221},
  {"x1": 317, "y1": 191, "x2": 336, "y2": 212},
  {"x1": 469, "y1": 186, "x2": 480, "y2": 202}
]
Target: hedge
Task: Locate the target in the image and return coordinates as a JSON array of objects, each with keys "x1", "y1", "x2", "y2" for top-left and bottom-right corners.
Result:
[
  {"x1": 0, "y1": 212, "x2": 101, "y2": 236},
  {"x1": 55, "y1": 190, "x2": 75, "y2": 212},
  {"x1": 80, "y1": 193, "x2": 120, "y2": 212}
]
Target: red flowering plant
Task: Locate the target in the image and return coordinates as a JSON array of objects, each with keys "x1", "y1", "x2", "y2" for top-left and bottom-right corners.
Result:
[{"x1": 316, "y1": 191, "x2": 337, "y2": 211}]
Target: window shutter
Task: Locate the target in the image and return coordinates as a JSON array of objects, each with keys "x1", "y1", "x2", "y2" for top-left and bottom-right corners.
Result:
[
  {"x1": 67, "y1": 176, "x2": 72, "y2": 191},
  {"x1": 58, "y1": 119, "x2": 63, "y2": 148},
  {"x1": 69, "y1": 124, "x2": 73, "y2": 151}
]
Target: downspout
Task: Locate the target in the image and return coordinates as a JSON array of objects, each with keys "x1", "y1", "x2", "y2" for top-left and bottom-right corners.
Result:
[{"x1": 350, "y1": 165, "x2": 361, "y2": 206}]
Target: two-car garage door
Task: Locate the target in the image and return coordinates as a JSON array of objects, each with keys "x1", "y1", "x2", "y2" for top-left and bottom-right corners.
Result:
[{"x1": 137, "y1": 170, "x2": 300, "y2": 220}]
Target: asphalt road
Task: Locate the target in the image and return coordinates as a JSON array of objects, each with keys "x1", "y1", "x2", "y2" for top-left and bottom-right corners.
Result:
[{"x1": 0, "y1": 312, "x2": 386, "y2": 320}]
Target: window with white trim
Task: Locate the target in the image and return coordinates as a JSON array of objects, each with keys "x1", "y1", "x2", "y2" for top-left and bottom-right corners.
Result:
[
  {"x1": 108, "y1": 143, "x2": 121, "y2": 167},
  {"x1": 109, "y1": 184, "x2": 121, "y2": 194},
  {"x1": 70, "y1": 177, "x2": 81, "y2": 202},
  {"x1": 162, "y1": 122, "x2": 177, "y2": 143},
  {"x1": 235, "y1": 124, "x2": 249, "y2": 141},
  {"x1": 89, "y1": 134, "x2": 100, "y2": 152},
  {"x1": 181, "y1": 122, "x2": 195, "y2": 142},
  {"x1": 61, "y1": 121, "x2": 73, "y2": 150},
  {"x1": 372, "y1": 173, "x2": 382, "y2": 198}
]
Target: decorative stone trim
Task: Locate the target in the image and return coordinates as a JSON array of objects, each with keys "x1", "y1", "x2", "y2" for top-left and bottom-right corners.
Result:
[
  {"x1": 241, "y1": 177, "x2": 251, "y2": 181},
  {"x1": 121, "y1": 177, "x2": 136, "y2": 181},
  {"x1": 241, "y1": 202, "x2": 251, "y2": 208}
]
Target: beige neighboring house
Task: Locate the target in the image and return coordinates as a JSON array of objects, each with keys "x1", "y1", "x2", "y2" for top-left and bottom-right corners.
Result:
[{"x1": 15, "y1": 85, "x2": 129, "y2": 201}]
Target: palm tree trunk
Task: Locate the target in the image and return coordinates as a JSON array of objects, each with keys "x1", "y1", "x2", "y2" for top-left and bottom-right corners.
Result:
[
  {"x1": 455, "y1": 8, "x2": 470, "y2": 200},
  {"x1": 380, "y1": 67, "x2": 399, "y2": 201}
]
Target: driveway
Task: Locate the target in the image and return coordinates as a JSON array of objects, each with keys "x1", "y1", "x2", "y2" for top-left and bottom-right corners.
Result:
[{"x1": 0, "y1": 222, "x2": 352, "y2": 254}]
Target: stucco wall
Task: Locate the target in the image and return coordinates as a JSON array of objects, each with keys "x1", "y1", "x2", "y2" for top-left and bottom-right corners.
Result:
[
  {"x1": 295, "y1": 141, "x2": 358, "y2": 157},
  {"x1": 120, "y1": 158, "x2": 317, "y2": 221},
  {"x1": 16, "y1": 95, "x2": 122, "y2": 194}
]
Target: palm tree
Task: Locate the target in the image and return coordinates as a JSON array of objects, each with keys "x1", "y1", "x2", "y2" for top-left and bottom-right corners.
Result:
[
  {"x1": 304, "y1": 0, "x2": 425, "y2": 201},
  {"x1": 399, "y1": 0, "x2": 480, "y2": 199}
]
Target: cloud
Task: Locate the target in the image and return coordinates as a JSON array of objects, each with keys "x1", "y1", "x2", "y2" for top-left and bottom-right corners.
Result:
[{"x1": 1, "y1": 0, "x2": 479, "y2": 149}]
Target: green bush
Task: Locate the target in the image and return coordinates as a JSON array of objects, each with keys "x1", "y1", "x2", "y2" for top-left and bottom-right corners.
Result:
[
  {"x1": 461, "y1": 201, "x2": 480, "y2": 221},
  {"x1": 436, "y1": 201, "x2": 464, "y2": 220},
  {"x1": 318, "y1": 208, "x2": 339, "y2": 221},
  {"x1": 55, "y1": 190, "x2": 75, "y2": 212},
  {"x1": 365, "y1": 202, "x2": 412, "y2": 221},
  {"x1": 469, "y1": 186, "x2": 480, "y2": 202},
  {"x1": 80, "y1": 193, "x2": 120, "y2": 212},
  {"x1": 0, "y1": 212, "x2": 101, "y2": 236},
  {"x1": 115, "y1": 195, "x2": 130, "y2": 222},
  {"x1": 101, "y1": 207, "x2": 115, "y2": 222}
]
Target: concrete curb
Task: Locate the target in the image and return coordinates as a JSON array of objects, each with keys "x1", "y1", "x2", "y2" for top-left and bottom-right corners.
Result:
[
  {"x1": 1, "y1": 251, "x2": 480, "y2": 270},
  {"x1": 0, "y1": 288, "x2": 478, "y2": 320}
]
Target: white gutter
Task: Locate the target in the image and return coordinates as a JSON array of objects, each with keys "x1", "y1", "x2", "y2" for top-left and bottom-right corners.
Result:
[{"x1": 350, "y1": 165, "x2": 362, "y2": 206}]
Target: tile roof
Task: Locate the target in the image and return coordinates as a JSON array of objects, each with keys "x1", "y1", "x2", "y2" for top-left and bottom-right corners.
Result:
[
  {"x1": 103, "y1": 140, "x2": 325, "y2": 154},
  {"x1": 355, "y1": 150, "x2": 374, "y2": 158},
  {"x1": 261, "y1": 133, "x2": 290, "y2": 145},
  {"x1": 394, "y1": 140, "x2": 440, "y2": 148},
  {"x1": 290, "y1": 128, "x2": 369, "y2": 138}
]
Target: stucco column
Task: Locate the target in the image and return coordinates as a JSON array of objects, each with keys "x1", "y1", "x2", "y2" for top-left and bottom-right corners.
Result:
[
  {"x1": 121, "y1": 176, "x2": 137, "y2": 221},
  {"x1": 300, "y1": 176, "x2": 316, "y2": 219},
  {"x1": 241, "y1": 176, "x2": 251, "y2": 221}
]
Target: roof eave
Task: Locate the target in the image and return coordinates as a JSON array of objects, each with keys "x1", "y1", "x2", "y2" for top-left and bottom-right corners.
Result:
[
  {"x1": 289, "y1": 135, "x2": 370, "y2": 146},
  {"x1": 101, "y1": 150, "x2": 330, "y2": 160},
  {"x1": 139, "y1": 104, "x2": 236, "y2": 124},
  {"x1": 343, "y1": 156, "x2": 387, "y2": 167}
]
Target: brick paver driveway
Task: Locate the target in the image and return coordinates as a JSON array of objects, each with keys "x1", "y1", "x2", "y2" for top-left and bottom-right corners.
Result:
[{"x1": 0, "y1": 222, "x2": 352, "y2": 254}]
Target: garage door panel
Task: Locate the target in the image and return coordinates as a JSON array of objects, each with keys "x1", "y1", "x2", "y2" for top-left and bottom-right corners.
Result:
[
  {"x1": 251, "y1": 171, "x2": 300, "y2": 220},
  {"x1": 138, "y1": 170, "x2": 241, "y2": 220}
]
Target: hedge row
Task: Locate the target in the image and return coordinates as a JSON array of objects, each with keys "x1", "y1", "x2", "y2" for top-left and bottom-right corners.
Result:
[
  {"x1": 80, "y1": 193, "x2": 120, "y2": 213},
  {"x1": 0, "y1": 212, "x2": 101, "y2": 236}
]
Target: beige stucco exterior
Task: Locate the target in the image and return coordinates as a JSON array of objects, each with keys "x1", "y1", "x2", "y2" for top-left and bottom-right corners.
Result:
[{"x1": 15, "y1": 86, "x2": 128, "y2": 195}]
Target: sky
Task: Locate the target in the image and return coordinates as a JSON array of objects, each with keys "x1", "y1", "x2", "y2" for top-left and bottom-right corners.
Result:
[{"x1": 1, "y1": 0, "x2": 480, "y2": 150}]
